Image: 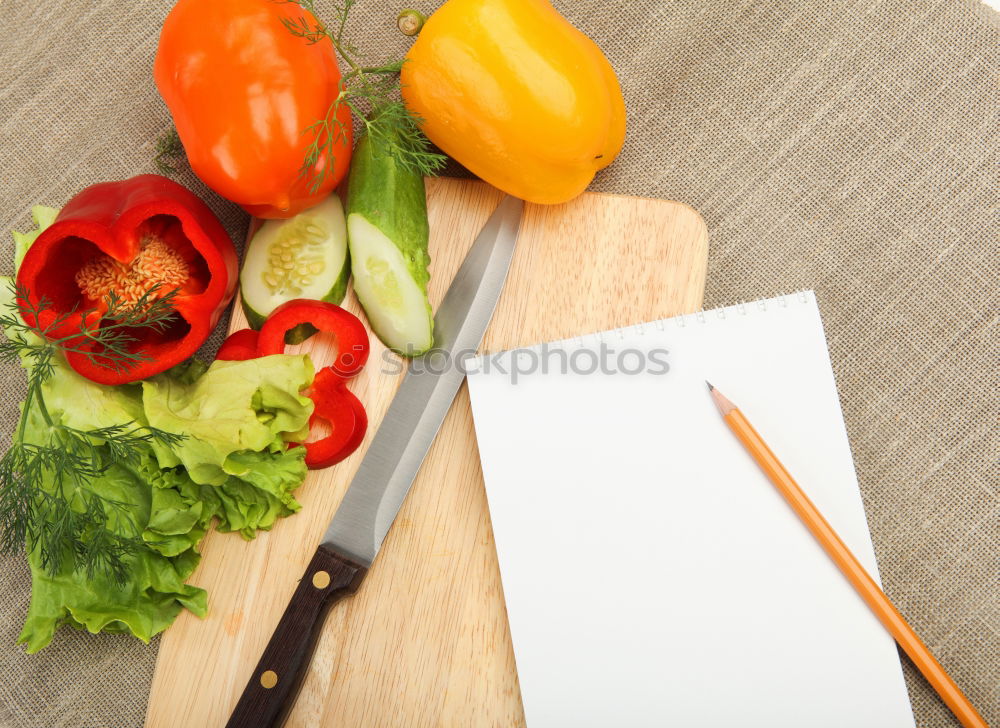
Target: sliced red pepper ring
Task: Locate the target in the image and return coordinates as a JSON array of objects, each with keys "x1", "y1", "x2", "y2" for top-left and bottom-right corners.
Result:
[
  {"x1": 257, "y1": 299, "x2": 369, "y2": 377},
  {"x1": 297, "y1": 366, "x2": 368, "y2": 469},
  {"x1": 215, "y1": 328, "x2": 260, "y2": 362},
  {"x1": 16, "y1": 174, "x2": 238, "y2": 385},
  {"x1": 248, "y1": 299, "x2": 369, "y2": 469}
]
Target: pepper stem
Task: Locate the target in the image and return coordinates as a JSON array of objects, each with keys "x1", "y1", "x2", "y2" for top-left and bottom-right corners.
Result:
[{"x1": 396, "y1": 9, "x2": 425, "y2": 36}]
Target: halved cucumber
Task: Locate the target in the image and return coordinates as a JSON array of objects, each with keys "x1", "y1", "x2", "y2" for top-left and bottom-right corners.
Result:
[
  {"x1": 346, "y1": 135, "x2": 433, "y2": 356},
  {"x1": 240, "y1": 195, "x2": 349, "y2": 344}
]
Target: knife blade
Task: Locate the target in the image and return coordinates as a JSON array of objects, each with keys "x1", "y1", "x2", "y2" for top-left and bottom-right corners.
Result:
[{"x1": 225, "y1": 194, "x2": 523, "y2": 728}]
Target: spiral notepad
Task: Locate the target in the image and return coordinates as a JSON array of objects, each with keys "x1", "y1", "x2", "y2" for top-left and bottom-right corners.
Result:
[{"x1": 467, "y1": 291, "x2": 915, "y2": 728}]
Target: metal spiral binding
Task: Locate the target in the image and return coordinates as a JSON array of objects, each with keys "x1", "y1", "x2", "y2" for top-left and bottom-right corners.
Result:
[{"x1": 551, "y1": 291, "x2": 812, "y2": 350}]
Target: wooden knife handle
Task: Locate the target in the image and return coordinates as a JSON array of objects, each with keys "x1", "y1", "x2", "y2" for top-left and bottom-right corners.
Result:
[{"x1": 225, "y1": 544, "x2": 368, "y2": 728}]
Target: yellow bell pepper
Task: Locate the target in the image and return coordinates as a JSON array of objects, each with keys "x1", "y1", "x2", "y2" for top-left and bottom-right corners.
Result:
[{"x1": 400, "y1": 0, "x2": 626, "y2": 205}]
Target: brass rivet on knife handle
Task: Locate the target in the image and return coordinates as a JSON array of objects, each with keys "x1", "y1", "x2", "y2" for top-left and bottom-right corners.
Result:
[
  {"x1": 225, "y1": 545, "x2": 369, "y2": 727},
  {"x1": 226, "y1": 198, "x2": 521, "y2": 728}
]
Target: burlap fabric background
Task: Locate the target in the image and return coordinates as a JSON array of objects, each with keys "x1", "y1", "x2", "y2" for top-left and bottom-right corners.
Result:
[{"x1": 1, "y1": 1, "x2": 996, "y2": 726}]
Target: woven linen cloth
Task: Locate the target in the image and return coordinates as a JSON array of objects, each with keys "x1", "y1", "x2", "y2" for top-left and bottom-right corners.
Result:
[{"x1": 1, "y1": 0, "x2": 997, "y2": 726}]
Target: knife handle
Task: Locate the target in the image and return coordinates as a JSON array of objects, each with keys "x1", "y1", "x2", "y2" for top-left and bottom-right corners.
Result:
[{"x1": 225, "y1": 544, "x2": 368, "y2": 728}]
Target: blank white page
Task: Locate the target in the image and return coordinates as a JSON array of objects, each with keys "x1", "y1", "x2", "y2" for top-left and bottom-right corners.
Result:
[{"x1": 467, "y1": 291, "x2": 914, "y2": 728}]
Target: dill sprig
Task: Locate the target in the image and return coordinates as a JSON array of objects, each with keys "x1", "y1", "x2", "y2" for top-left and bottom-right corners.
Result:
[
  {"x1": 0, "y1": 283, "x2": 184, "y2": 586},
  {"x1": 277, "y1": 0, "x2": 447, "y2": 192},
  {"x1": 154, "y1": 127, "x2": 185, "y2": 176},
  {"x1": 4, "y1": 284, "x2": 180, "y2": 378}
]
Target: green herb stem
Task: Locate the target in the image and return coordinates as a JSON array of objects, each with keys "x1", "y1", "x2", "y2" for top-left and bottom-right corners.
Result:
[
  {"x1": 0, "y1": 282, "x2": 184, "y2": 585},
  {"x1": 154, "y1": 127, "x2": 185, "y2": 175},
  {"x1": 278, "y1": 0, "x2": 447, "y2": 192}
]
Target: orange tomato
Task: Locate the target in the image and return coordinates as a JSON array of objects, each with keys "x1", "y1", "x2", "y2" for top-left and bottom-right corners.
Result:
[
  {"x1": 154, "y1": 0, "x2": 352, "y2": 218},
  {"x1": 401, "y1": 0, "x2": 626, "y2": 205}
]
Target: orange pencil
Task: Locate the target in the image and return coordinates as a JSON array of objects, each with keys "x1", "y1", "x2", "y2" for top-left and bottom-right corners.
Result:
[{"x1": 707, "y1": 383, "x2": 986, "y2": 728}]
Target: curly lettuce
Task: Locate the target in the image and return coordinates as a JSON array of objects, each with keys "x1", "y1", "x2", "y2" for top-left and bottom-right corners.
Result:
[
  {"x1": 4, "y1": 206, "x2": 316, "y2": 653},
  {"x1": 12, "y1": 351, "x2": 314, "y2": 653},
  {"x1": 17, "y1": 451, "x2": 207, "y2": 653}
]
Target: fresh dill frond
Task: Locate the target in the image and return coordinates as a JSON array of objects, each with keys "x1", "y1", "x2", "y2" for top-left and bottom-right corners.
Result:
[
  {"x1": 0, "y1": 282, "x2": 185, "y2": 586},
  {"x1": 277, "y1": 0, "x2": 447, "y2": 192},
  {"x1": 0, "y1": 418, "x2": 153, "y2": 586},
  {"x1": 67, "y1": 285, "x2": 181, "y2": 373},
  {"x1": 358, "y1": 99, "x2": 444, "y2": 172},
  {"x1": 3, "y1": 283, "x2": 183, "y2": 375},
  {"x1": 154, "y1": 127, "x2": 185, "y2": 175}
]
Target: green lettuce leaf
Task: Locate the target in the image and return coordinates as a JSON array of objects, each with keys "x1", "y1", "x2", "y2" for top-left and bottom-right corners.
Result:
[
  {"x1": 142, "y1": 355, "x2": 314, "y2": 485},
  {"x1": 2, "y1": 204, "x2": 56, "y2": 352},
  {"x1": 141, "y1": 461, "x2": 214, "y2": 558},
  {"x1": 4, "y1": 204, "x2": 320, "y2": 652},
  {"x1": 11, "y1": 351, "x2": 316, "y2": 652},
  {"x1": 217, "y1": 446, "x2": 307, "y2": 537},
  {"x1": 40, "y1": 357, "x2": 146, "y2": 432},
  {"x1": 17, "y1": 451, "x2": 207, "y2": 653}
]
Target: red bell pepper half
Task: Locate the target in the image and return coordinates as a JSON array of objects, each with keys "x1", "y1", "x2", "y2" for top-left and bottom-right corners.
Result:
[
  {"x1": 257, "y1": 299, "x2": 369, "y2": 377},
  {"x1": 17, "y1": 174, "x2": 238, "y2": 385},
  {"x1": 299, "y1": 366, "x2": 368, "y2": 468},
  {"x1": 215, "y1": 328, "x2": 260, "y2": 362}
]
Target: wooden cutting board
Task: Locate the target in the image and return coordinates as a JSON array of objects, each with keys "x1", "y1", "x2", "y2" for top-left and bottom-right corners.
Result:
[{"x1": 145, "y1": 177, "x2": 708, "y2": 727}]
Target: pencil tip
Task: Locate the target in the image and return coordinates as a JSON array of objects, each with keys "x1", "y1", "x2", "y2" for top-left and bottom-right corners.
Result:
[
  {"x1": 708, "y1": 384, "x2": 737, "y2": 416},
  {"x1": 706, "y1": 380, "x2": 714, "y2": 391}
]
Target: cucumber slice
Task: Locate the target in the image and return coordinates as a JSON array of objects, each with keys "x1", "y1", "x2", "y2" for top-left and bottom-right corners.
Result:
[
  {"x1": 240, "y1": 195, "x2": 349, "y2": 343},
  {"x1": 347, "y1": 214, "x2": 434, "y2": 355},
  {"x1": 346, "y1": 135, "x2": 433, "y2": 356}
]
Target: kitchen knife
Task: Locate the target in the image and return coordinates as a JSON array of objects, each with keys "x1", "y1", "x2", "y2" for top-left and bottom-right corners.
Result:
[{"x1": 225, "y1": 195, "x2": 523, "y2": 728}]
